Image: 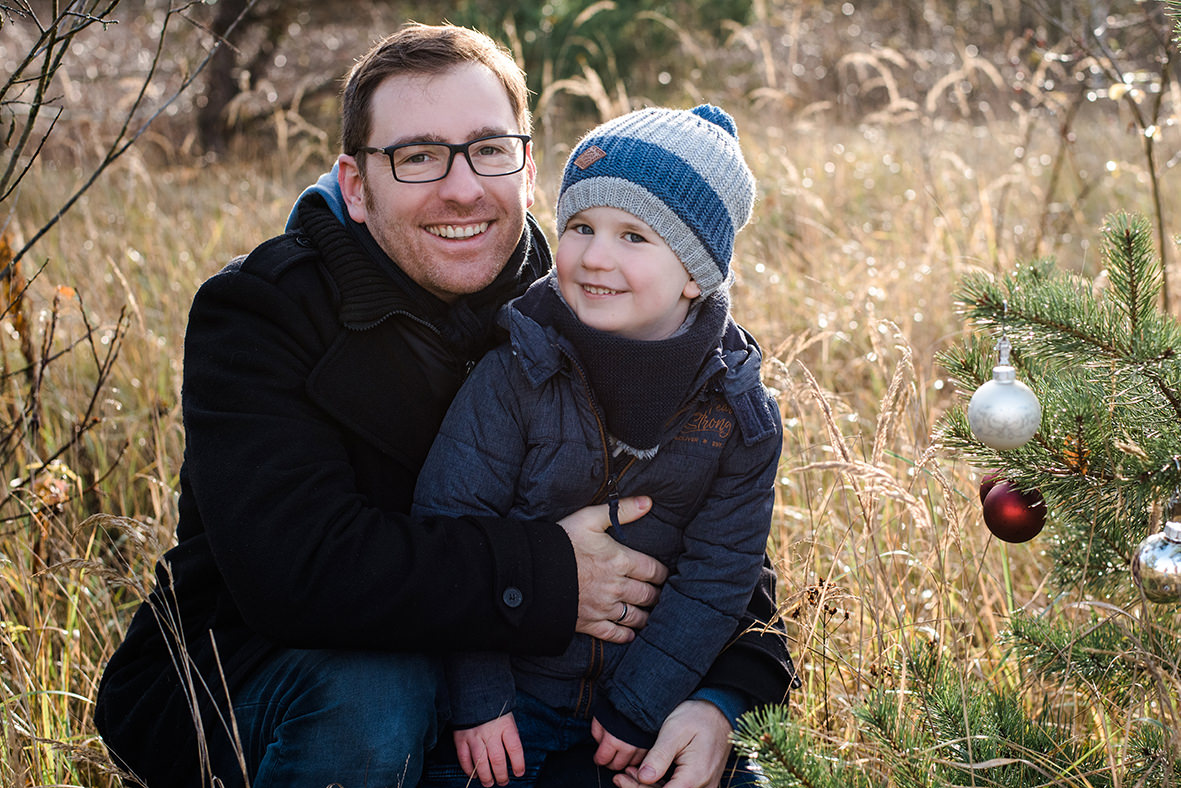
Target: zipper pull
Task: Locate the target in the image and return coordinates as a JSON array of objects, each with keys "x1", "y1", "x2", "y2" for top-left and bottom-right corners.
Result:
[{"x1": 606, "y1": 474, "x2": 623, "y2": 543}]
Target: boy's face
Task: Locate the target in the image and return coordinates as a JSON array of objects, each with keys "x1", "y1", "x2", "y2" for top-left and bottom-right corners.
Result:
[
  {"x1": 556, "y1": 206, "x2": 701, "y2": 340},
  {"x1": 337, "y1": 63, "x2": 537, "y2": 303}
]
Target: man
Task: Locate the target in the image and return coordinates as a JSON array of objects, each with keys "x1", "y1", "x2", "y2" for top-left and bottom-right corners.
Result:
[{"x1": 95, "y1": 22, "x2": 794, "y2": 788}]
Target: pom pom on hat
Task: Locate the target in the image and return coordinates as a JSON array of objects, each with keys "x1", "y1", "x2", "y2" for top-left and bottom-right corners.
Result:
[
  {"x1": 690, "y1": 103, "x2": 737, "y2": 135},
  {"x1": 555, "y1": 104, "x2": 755, "y2": 297}
]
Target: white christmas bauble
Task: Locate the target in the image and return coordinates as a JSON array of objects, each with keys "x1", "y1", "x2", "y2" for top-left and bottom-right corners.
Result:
[
  {"x1": 1132, "y1": 520, "x2": 1181, "y2": 604},
  {"x1": 967, "y1": 365, "x2": 1041, "y2": 450}
]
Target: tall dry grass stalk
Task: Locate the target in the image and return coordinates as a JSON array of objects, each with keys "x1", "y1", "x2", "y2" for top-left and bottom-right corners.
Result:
[
  {"x1": 1, "y1": 146, "x2": 320, "y2": 786},
  {"x1": 4, "y1": 3, "x2": 1181, "y2": 785}
]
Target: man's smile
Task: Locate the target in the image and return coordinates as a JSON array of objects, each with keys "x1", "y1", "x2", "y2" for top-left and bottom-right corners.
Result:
[{"x1": 426, "y1": 222, "x2": 490, "y2": 239}]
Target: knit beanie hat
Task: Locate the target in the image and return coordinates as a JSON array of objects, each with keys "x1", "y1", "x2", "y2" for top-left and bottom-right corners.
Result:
[{"x1": 555, "y1": 104, "x2": 755, "y2": 298}]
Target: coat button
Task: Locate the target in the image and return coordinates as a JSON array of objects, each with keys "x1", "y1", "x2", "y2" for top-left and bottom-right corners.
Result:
[{"x1": 502, "y1": 587, "x2": 523, "y2": 608}]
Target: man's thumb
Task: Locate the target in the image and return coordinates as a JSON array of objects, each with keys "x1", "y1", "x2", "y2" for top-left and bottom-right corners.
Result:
[
  {"x1": 636, "y1": 745, "x2": 672, "y2": 785},
  {"x1": 614, "y1": 495, "x2": 652, "y2": 526}
]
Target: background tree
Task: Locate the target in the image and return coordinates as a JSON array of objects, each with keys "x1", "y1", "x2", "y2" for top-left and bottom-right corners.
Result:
[
  {"x1": 735, "y1": 212, "x2": 1181, "y2": 788},
  {"x1": 731, "y1": 2, "x2": 1181, "y2": 781}
]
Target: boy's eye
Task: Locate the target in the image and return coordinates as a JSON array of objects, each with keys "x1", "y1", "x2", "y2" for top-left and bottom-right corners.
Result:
[
  {"x1": 624, "y1": 231, "x2": 647, "y2": 244},
  {"x1": 572, "y1": 223, "x2": 594, "y2": 235}
]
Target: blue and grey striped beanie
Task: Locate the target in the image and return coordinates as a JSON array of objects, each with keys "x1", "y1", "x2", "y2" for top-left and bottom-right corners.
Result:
[{"x1": 555, "y1": 104, "x2": 755, "y2": 298}]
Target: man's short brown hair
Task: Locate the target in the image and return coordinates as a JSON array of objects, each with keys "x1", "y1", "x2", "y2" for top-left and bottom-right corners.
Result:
[{"x1": 340, "y1": 22, "x2": 531, "y2": 163}]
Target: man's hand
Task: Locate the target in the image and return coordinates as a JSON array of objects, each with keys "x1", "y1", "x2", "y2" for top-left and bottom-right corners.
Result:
[
  {"x1": 454, "y1": 713, "x2": 526, "y2": 787},
  {"x1": 558, "y1": 496, "x2": 667, "y2": 644},
  {"x1": 612, "y1": 700, "x2": 732, "y2": 788},
  {"x1": 591, "y1": 717, "x2": 647, "y2": 772}
]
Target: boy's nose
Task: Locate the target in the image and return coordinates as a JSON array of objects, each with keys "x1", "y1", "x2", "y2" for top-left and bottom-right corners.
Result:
[{"x1": 579, "y1": 237, "x2": 614, "y2": 270}]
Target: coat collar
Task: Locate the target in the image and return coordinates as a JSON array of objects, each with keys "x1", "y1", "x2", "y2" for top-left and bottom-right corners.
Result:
[
  {"x1": 295, "y1": 192, "x2": 550, "y2": 332},
  {"x1": 499, "y1": 275, "x2": 777, "y2": 445}
]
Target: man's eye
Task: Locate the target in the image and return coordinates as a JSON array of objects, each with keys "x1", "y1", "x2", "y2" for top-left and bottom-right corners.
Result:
[{"x1": 394, "y1": 146, "x2": 441, "y2": 167}]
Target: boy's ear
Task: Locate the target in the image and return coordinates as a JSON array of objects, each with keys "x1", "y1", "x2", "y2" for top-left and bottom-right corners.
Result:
[{"x1": 683, "y1": 277, "x2": 702, "y2": 299}]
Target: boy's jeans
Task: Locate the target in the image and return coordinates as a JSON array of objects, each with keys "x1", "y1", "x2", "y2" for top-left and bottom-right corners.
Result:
[
  {"x1": 420, "y1": 690, "x2": 765, "y2": 788},
  {"x1": 231, "y1": 648, "x2": 443, "y2": 788}
]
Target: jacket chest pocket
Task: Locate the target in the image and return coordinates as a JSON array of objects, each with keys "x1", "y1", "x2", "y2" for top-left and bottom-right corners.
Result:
[
  {"x1": 515, "y1": 439, "x2": 604, "y2": 520},
  {"x1": 635, "y1": 452, "x2": 718, "y2": 517}
]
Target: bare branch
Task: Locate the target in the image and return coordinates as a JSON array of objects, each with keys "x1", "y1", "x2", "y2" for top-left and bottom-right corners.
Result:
[{"x1": 0, "y1": 0, "x2": 260, "y2": 280}]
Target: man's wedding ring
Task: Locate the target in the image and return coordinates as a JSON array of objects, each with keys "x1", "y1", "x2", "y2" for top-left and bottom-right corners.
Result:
[{"x1": 615, "y1": 602, "x2": 628, "y2": 623}]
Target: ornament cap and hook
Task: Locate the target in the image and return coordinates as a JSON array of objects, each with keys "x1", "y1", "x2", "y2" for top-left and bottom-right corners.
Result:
[
  {"x1": 991, "y1": 334, "x2": 1017, "y2": 384},
  {"x1": 1162, "y1": 462, "x2": 1181, "y2": 542},
  {"x1": 1162, "y1": 520, "x2": 1181, "y2": 542}
]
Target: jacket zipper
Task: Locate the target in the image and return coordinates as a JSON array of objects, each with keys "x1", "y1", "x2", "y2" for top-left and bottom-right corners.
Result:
[
  {"x1": 350, "y1": 308, "x2": 479, "y2": 378},
  {"x1": 574, "y1": 637, "x2": 603, "y2": 719},
  {"x1": 564, "y1": 354, "x2": 637, "y2": 504},
  {"x1": 564, "y1": 353, "x2": 639, "y2": 712},
  {"x1": 345, "y1": 305, "x2": 440, "y2": 334}
]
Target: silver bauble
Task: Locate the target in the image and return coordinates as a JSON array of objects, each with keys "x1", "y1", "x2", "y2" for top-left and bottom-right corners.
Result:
[
  {"x1": 1132, "y1": 520, "x2": 1181, "y2": 604},
  {"x1": 967, "y1": 364, "x2": 1042, "y2": 450}
]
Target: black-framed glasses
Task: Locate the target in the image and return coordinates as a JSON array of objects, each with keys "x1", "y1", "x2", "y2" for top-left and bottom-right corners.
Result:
[{"x1": 356, "y1": 134, "x2": 531, "y2": 183}]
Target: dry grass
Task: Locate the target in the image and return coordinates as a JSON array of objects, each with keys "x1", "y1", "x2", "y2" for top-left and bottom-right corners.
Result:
[{"x1": 4, "y1": 2, "x2": 1181, "y2": 786}]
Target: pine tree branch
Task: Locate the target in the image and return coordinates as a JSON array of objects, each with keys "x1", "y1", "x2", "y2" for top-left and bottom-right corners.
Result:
[{"x1": 956, "y1": 237, "x2": 1181, "y2": 425}]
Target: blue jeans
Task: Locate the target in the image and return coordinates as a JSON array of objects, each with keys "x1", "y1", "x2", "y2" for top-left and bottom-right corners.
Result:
[
  {"x1": 231, "y1": 648, "x2": 443, "y2": 788},
  {"x1": 420, "y1": 691, "x2": 764, "y2": 787}
]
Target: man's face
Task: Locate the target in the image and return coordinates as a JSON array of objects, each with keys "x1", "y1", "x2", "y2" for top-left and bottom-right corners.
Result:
[{"x1": 338, "y1": 63, "x2": 536, "y2": 303}]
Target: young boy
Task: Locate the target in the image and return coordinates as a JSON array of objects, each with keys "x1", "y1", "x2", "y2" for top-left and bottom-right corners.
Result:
[{"x1": 414, "y1": 104, "x2": 782, "y2": 787}]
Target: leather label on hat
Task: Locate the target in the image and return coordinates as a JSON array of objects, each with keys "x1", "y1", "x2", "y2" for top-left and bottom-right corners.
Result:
[{"x1": 573, "y1": 145, "x2": 607, "y2": 170}]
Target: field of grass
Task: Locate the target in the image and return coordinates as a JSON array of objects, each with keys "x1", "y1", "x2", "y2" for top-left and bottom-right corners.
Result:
[{"x1": 4, "y1": 1, "x2": 1181, "y2": 786}]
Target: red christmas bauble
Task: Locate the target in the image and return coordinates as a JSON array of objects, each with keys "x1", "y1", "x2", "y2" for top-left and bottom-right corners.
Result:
[
  {"x1": 982, "y1": 481, "x2": 1045, "y2": 543},
  {"x1": 979, "y1": 471, "x2": 1002, "y2": 504}
]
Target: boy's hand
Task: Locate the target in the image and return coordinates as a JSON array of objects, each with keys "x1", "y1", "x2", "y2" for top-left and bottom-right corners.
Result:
[
  {"x1": 591, "y1": 717, "x2": 648, "y2": 773},
  {"x1": 454, "y1": 713, "x2": 526, "y2": 787}
]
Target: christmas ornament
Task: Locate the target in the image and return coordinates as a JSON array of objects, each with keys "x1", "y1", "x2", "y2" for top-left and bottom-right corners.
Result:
[
  {"x1": 967, "y1": 336, "x2": 1041, "y2": 450},
  {"x1": 979, "y1": 471, "x2": 1001, "y2": 504},
  {"x1": 1132, "y1": 519, "x2": 1181, "y2": 604},
  {"x1": 982, "y1": 480, "x2": 1045, "y2": 542}
]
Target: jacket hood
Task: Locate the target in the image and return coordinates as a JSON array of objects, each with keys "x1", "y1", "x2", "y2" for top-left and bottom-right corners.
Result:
[
  {"x1": 500, "y1": 274, "x2": 777, "y2": 446},
  {"x1": 285, "y1": 164, "x2": 349, "y2": 233}
]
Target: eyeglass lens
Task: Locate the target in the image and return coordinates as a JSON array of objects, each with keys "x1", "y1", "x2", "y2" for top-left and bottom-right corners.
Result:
[{"x1": 392, "y1": 136, "x2": 526, "y2": 182}]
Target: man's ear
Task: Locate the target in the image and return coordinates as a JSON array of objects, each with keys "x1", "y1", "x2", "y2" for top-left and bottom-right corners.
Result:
[
  {"x1": 523, "y1": 142, "x2": 538, "y2": 209},
  {"x1": 338, "y1": 154, "x2": 368, "y2": 223},
  {"x1": 683, "y1": 277, "x2": 702, "y2": 300}
]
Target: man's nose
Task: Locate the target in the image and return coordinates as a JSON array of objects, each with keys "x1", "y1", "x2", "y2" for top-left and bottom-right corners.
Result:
[{"x1": 436, "y1": 152, "x2": 486, "y2": 202}]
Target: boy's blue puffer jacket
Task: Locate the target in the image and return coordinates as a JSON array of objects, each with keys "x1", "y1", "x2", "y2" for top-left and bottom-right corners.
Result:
[{"x1": 413, "y1": 277, "x2": 783, "y2": 748}]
